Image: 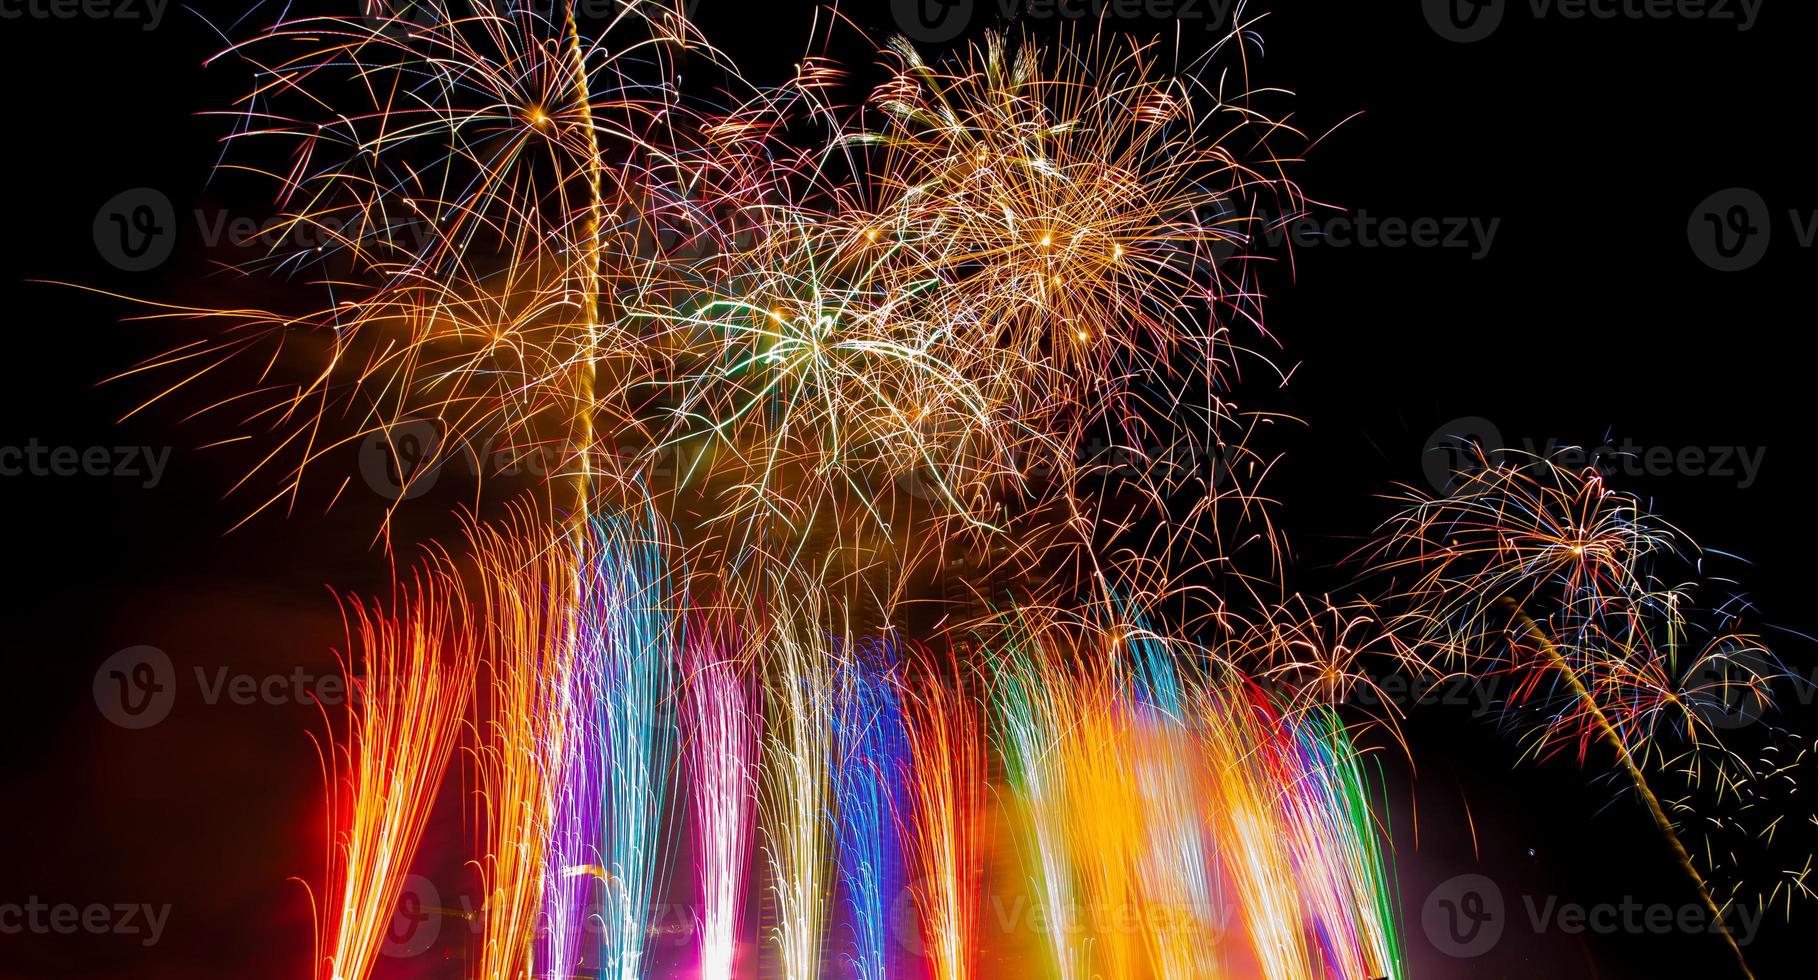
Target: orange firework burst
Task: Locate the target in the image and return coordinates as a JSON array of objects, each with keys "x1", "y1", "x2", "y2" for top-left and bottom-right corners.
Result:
[
  {"x1": 106, "y1": 0, "x2": 724, "y2": 533},
  {"x1": 93, "y1": 5, "x2": 1306, "y2": 634}
]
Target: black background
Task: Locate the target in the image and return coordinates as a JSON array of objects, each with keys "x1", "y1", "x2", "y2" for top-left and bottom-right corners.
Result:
[{"x1": 0, "y1": 0, "x2": 1810, "y2": 976}]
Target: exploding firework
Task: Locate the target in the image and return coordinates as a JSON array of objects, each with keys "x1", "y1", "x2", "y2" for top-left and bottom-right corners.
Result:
[
  {"x1": 75, "y1": 3, "x2": 1812, "y2": 978},
  {"x1": 1372, "y1": 448, "x2": 1805, "y2": 976}
]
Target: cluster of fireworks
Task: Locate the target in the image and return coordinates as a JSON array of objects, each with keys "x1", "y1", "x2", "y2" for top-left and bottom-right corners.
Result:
[
  {"x1": 319, "y1": 522, "x2": 1406, "y2": 980},
  {"x1": 105, "y1": 1, "x2": 1812, "y2": 978}
]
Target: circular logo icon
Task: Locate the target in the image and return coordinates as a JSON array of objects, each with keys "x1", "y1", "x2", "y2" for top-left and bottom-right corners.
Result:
[
  {"x1": 1421, "y1": 873, "x2": 1504, "y2": 957},
  {"x1": 1687, "y1": 645, "x2": 1778, "y2": 731},
  {"x1": 892, "y1": 0, "x2": 972, "y2": 44},
  {"x1": 93, "y1": 645, "x2": 177, "y2": 730},
  {"x1": 1688, "y1": 188, "x2": 1770, "y2": 272},
  {"x1": 380, "y1": 873, "x2": 442, "y2": 958},
  {"x1": 891, "y1": 879, "x2": 930, "y2": 956},
  {"x1": 358, "y1": 421, "x2": 444, "y2": 501},
  {"x1": 1422, "y1": 416, "x2": 1504, "y2": 493},
  {"x1": 1423, "y1": 0, "x2": 1506, "y2": 43},
  {"x1": 94, "y1": 189, "x2": 176, "y2": 273},
  {"x1": 894, "y1": 461, "x2": 947, "y2": 503}
]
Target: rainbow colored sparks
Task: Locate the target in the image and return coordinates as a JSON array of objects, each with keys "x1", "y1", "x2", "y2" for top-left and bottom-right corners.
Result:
[{"x1": 94, "y1": 2, "x2": 1811, "y2": 979}]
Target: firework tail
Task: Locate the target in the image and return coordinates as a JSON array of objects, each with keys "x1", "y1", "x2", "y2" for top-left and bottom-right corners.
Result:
[
  {"x1": 834, "y1": 637, "x2": 909, "y2": 980},
  {"x1": 587, "y1": 507, "x2": 682, "y2": 980},
  {"x1": 1276, "y1": 707, "x2": 1403, "y2": 980},
  {"x1": 1198, "y1": 680, "x2": 1314, "y2": 980},
  {"x1": 901, "y1": 646, "x2": 988, "y2": 980},
  {"x1": 318, "y1": 572, "x2": 476, "y2": 980},
  {"x1": 1124, "y1": 621, "x2": 1223, "y2": 980},
  {"x1": 1062, "y1": 676, "x2": 1147, "y2": 980},
  {"x1": 537, "y1": 597, "x2": 603, "y2": 979},
  {"x1": 564, "y1": 0, "x2": 600, "y2": 528},
  {"x1": 684, "y1": 599, "x2": 761, "y2": 980},
  {"x1": 471, "y1": 521, "x2": 574, "y2": 979},
  {"x1": 1506, "y1": 602, "x2": 1754, "y2": 980},
  {"x1": 760, "y1": 578, "x2": 835, "y2": 980},
  {"x1": 990, "y1": 618, "x2": 1084, "y2": 980}
]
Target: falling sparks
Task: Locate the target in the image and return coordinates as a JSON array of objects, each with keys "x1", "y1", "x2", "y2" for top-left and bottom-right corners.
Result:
[{"x1": 86, "y1": 4, "x2": 1811, "y2": 980}]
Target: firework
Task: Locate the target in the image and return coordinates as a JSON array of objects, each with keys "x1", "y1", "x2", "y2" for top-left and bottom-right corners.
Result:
[
  {"x1": 1123, "y1": 619, "x2": 1224, "y2": 980},
  {"x1": 1372, "y1": 448, "x2": 1799, "y2": 977},
  {"x1": 317, "y1": 573, "x2": 476, "y2": 980},
  {"x1": 91, "y1": 3, "x2": 1814, "y2": 977},
  {"x1": 585, "y1": 507, "x2": 682, "y2": 980},
  {"x1": 759, "y1": 578, "x2": 836, "y2": 980},
  {"x1": 991, "y1": 613, "x2": 1086, "y2": 980},
  {"x1": 1275, "y1": 707, "x2": 1403, "y2": 980},
  {"x1": 1374, "y1": 450, "x2": 1785, "y2": 766},
  {"x1": 901, "y1": 648, "x2": 988, "y2": 980},
  {"x1": 106, "y1": 0, "x2": 730, "y2": 533},
  {"x1": 537, "y1": 620, "x2": 601, "y2": 980},
  {"x1": 469, "y1": 518, "x2": 574, "y2": 979},
  {"x1": 683, "y1": 601, "x2": 761, "y2": 980},
  {"x1": 102, "y1": 2, "x2": 1308, "y2": 621},
  {"x1": 834, "y1": 638, "x2": 909, "y2": 980},
  {"x1": 985, "y1": 605, "x2": 1406, "y2": 980},
  {"x1": 1194, "y1": 677, "x2": 1318, "y2": 980},
  {"x1": 854, "y1": 29, "x2": 1290, "y2": 421},
  {"x1": 1062, "y1": 678, "x2": 1149, "y2": 980},
  {"x1": 672, "y1": 23, "x2": 1303, "y2": 586}
]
